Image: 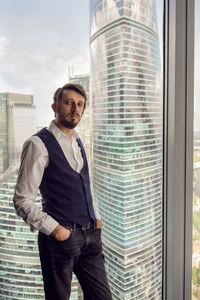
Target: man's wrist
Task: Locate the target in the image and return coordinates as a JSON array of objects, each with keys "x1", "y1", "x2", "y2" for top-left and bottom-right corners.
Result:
[
  {"x1": 51, "y1": 224, "x2": 61, "y2": 236},
  {"x1": 96, "y1": 219, "x2": 102, "y2": 229}
]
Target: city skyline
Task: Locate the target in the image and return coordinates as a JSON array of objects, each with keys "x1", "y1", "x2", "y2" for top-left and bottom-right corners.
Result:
[
  {"x1": 0, "y1": 1, "x2": 199, "y2": 129},
  {"x1": 0, "y1": 1, "x2": 199, "y2": 299},
  {"x1": 0, "y1": 0, "x2": 168, "y2": 128}
]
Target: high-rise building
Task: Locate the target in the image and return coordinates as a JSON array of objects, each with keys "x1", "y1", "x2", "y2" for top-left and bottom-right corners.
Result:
[
  {"x1": 0, "y1": 171, "x2": 80, "y2": 300},
  {"x1": 0, "y1": 92, "x2": 37, "y2": 172},
  {"x1": 69, "y1": 72, "x2": 92, "y2": 171},
  {"x1": 0, "y1": 171, "x2": 44, "y2": 299},
  {"x1": 90, "y1": 1, "x2": 163, "y2": 299}
]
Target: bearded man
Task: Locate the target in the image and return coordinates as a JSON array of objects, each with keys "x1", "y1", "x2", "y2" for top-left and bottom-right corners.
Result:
[{"x1": 13, "y1": 83, "x2": 112, "y2": 300}]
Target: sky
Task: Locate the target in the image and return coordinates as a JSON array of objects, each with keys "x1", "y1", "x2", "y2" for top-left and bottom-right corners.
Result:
[
  {"x1": 0, "y1": 0, "x2": 199, "y2": 129},
  {"x1": 0, "y1": 0, "x2": 90, "y2": 125}
]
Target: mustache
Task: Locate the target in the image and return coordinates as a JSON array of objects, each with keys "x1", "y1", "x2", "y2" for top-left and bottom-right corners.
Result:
[{"x1": 66, "y1": 113, "x2": 80, "y2": 118}]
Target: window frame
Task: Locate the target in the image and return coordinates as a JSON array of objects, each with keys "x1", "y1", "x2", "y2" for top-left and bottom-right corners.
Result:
[{"x1": 163, "y1": 0, "x2": 195, "y2": 299}]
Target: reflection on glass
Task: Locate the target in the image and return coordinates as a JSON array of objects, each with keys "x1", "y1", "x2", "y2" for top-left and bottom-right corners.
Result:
[
  {"x1": 90, "y1": 0, "x2": 163, "y2": 299},
  {"x1": 192, "y1": 1, "x2": 200, "y2": 299}
]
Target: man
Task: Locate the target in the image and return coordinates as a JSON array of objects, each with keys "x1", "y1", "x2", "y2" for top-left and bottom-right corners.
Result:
[{"x1": 13, "y1": 83, "x2": 112, "y2": 300}]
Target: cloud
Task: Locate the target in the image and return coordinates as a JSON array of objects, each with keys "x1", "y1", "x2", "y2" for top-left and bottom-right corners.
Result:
[
  {"x1": 0, "y1": 40, "x2": 90, "y2": 124},
  {"x1": 0, "y1": 36, "x2": 9, "y2": 55}
]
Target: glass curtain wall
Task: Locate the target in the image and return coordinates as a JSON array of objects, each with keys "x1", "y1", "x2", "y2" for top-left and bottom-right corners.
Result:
[{"x1": 90, "y1": 1, "x2": 164, "y2": 299}]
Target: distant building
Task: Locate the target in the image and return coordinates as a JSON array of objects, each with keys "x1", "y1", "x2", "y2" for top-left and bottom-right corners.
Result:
[
  {"x1": 0, "y1": 169, "x2": 81, "y2": 300},
  {"x1": 0, "y1": 171, "x2": 44, "y2": 299},
  {"x1": 0, "y1": 93, "x2": 37, "y2": 173},
  {"x1": 68, "y1": 69, "x2": 89, "y2": 103},
  {"x1": 69, "y1": 72, "x2": 92, "y2": 171},
  {"x1": 0, "y1": 148, "x2": 3, "y2": 175}
]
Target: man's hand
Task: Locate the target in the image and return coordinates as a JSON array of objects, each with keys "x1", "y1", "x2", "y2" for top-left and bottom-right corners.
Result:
[
  {"x1": 51, "y1": 224, "x2": 71, "y2": 241},
  {"x1": 96, "y1": 219, "x2": 102, "y2": 229}
]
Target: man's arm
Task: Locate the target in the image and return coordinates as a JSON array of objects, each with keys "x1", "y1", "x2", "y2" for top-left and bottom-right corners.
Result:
[{"x1": 13, "y1": 136, "x2": 59, "y2": 235}]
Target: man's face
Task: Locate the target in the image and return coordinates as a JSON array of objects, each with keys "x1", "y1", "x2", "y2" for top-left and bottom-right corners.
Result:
[{"x1": 55, "y1": 89, "x2": 85, "y2": 129}]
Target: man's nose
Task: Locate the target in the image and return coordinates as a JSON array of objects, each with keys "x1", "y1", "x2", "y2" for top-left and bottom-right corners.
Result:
[{"x1": 71, "y1": 103, "x2": 77, "y2": 111}]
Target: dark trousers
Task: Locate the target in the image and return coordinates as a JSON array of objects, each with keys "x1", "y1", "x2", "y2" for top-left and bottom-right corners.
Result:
[{"x1": 38, "y1": 227, "x2": 112, "y2": 300}]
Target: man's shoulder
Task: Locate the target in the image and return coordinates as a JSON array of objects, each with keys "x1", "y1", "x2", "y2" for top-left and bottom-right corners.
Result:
[{"x1": 23, "y1": 132, "x2": 47, "y2": 152}]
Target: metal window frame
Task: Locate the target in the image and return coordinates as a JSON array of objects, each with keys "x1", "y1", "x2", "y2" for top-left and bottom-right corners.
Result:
[{"x1": 163, "y1": 0, "x2": 195, "y2": 299}]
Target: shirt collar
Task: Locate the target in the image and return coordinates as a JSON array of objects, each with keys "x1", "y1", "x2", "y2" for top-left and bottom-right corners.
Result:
[{"x1": 48, "y1": 121, "x2": 79, "y2": 141}]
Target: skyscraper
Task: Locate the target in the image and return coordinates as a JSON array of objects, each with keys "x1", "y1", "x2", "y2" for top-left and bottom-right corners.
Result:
[
  {"x1": 90, "y1": 1, "x2": 163, "y2": 299},
  {"x1": 0, "y1": 92, "x2": 37, "y2": 172},
  {"x1": 0, "y1": 171, "x2": 44, "y2": 299},
  {"x1": 69, "y1": 72, "x2": 92, "y2": 171},
  {"x1": 0, "y1": 172, "x2": 82, "y2": 300},
  {"x1": 0, "y1": 93, "x2": 42, "y2": 299}
]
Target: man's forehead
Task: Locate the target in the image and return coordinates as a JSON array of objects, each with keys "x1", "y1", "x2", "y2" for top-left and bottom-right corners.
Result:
[{"x1": 62, "y1": 89, "x2": 85, "y2": 101}]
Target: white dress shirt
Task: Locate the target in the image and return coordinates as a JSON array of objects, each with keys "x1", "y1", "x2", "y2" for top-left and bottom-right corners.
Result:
[{"x1": 13, "y1": 121, "x2": 100, "y2": 235}]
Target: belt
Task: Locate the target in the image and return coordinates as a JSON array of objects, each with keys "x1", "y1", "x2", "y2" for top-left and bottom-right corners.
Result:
[{"x1": 63, "y1": 220, "x2": 96, "y2": 232}]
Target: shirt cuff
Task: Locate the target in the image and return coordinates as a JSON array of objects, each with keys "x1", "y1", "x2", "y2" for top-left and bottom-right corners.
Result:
[{"x1": 31, "y1": 216, "x2": 59, "y2": 236}]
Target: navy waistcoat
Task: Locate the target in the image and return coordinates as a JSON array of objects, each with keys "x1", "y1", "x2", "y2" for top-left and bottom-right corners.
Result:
[{"x1": 35, "y1": 128, "x2": 96, "y2": 227}]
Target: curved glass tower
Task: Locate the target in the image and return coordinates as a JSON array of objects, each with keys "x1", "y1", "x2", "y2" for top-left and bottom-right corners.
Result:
[{"x1": 90, "y1": 0, "x2": 163, "y2": 299}]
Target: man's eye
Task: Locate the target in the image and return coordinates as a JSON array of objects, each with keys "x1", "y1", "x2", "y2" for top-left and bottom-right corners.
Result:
[{"x1": 78, "y1": 103, "x2": 84, "y2": 107}]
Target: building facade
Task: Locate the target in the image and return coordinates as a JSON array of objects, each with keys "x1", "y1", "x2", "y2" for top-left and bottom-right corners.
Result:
[
  {"x1": 0, "y1": 93, "x2": 9, "y2": 173},
  {"x1": 90, "y1": 0, "x2": 163, "y2": 299},
  {"x1": 0, "y1": 171, "x2": 44, "y2": 299},
  {"x1": 69, "y1": 73, "x2": 92, "y2": 171},
  {"x1": 0, "y1": 93, "x2": 37, "y2": 172},
  {"x1": 0, "y1": 173, "x2": 81, "y2": 300}
]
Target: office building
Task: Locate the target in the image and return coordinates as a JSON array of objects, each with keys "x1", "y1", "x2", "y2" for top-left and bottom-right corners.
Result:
[
  {"x1": 69, "y1": 72, "x2": 92, "y2": 171},
  {"x1": 0, "y1": 170, "x2": 81, "y2": 300},
  {"x1": 0, "y1": 92, "x2": 37, "y2": 172},
  {"x1": 90, "y1": 0, "x2": 163, "y2": 299},
  {"x1": 0, "y1": 171, "x2": 44, "y2": 299}
]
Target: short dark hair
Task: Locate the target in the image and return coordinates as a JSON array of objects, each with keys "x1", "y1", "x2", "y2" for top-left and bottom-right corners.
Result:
[{"x1": 53, "y1": 83, "x2": 87, "y2": 106}]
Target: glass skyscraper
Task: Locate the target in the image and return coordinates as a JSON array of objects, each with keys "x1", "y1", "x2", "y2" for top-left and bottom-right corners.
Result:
[
  {"x1": 69, "y1": 72, "x2": 92, "y2": 170},
  {"x1": 0, "y1": 93, "x2": 9, "y2": 173},
  {"x1": 90, "y1": 0, "x2": 163, "y2": 299},
  {"x1": 0, "y1": 174, "x2": 81, "y2": 300},
  {"x1": 0, "y1": 171, "x2": 44, "y2": 299},
  {"x1": 0, "y1": 93, "x2": 37, "y2": 172}
]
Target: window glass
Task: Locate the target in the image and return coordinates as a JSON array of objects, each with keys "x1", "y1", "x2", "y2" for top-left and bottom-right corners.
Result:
[
  {"x1": 192, "y1": 1, "x2": 200, "y2": 299},
  {"x1": 90, "y1": 0, "x2": 164, "y2": 299}
]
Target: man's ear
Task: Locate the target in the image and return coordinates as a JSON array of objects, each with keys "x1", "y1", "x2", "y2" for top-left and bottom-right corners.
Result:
[{"x1": 51, "y1": 103, "x2": 56, "y2": 112}]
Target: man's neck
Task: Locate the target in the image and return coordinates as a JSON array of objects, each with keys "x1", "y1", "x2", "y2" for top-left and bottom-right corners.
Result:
[{"x1": 53, "y1": 120, "x2": 73, "y2": 138}]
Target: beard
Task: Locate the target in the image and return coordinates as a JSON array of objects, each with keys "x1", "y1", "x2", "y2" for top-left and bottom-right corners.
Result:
[
  {"x1": 57, "y1": 111, "x2": 80, "y2": 129},
  {"x1": 59, "y1": 118, "x2": 78, "y2": 129}
]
